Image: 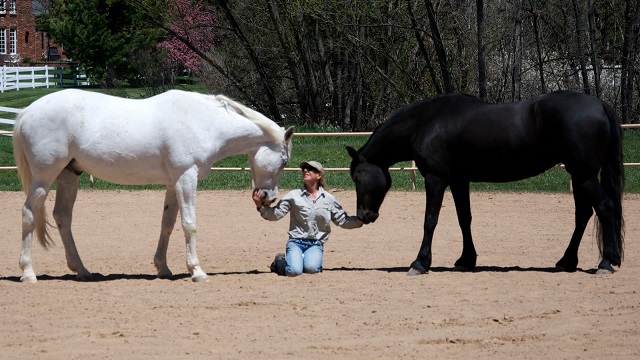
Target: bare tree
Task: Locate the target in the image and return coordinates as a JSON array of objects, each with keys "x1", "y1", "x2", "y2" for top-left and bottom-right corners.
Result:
[
  {"x1": 477, "y1": 0, "x2": 487, "y2": 99},
  {"x1": 621, "y1": 0, "x2": 640, "y2": 123},
  {"x1": 124, "y1": 0, "x2": 640, "y2": 128}
]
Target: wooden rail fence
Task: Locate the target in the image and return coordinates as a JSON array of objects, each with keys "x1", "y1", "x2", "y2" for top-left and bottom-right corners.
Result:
[{"x1": 1, "y1": 105, "x2": 640, "y2": 190}]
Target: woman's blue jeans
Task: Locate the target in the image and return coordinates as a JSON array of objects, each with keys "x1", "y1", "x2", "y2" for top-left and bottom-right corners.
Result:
[{"x1": 285, "y1": 238, "x2": 324, "y2": 276}]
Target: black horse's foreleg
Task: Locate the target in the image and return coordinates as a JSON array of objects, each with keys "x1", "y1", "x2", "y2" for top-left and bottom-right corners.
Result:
[
  {"x1": 556, "y1": 181, "x2": 593, "y2": 272},
  {"x1": 450, "y1": 181, "x2": 477, "y2": 270},
  {"x1": 409, "y1": 176, "x2": 448, "y2": 275}
]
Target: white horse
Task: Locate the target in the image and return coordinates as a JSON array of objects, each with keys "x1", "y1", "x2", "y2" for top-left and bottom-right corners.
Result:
[{"x1": 13, "y1": 89, "x2": 294, "y2": 283}]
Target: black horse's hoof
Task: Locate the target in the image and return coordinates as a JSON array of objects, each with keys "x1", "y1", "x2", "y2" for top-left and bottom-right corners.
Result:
[
  {"x1": 454, "y1": 259, "x2": 476, "y2": 271},
  {"x1": 596, "y1": 268, "x2": 615, "y2": 275},
  {"x1": 407, "y1": 267, "x2": 427, "y2": 276},
  {"x1": 454, "y1": 252, "x2": 477, "y2": 271},
  {"x1": 596, "y1": 259, "x2": 616, "y2": 274},
  {"x1": 555, "y1": 257, "x2": 578, "y2": 272},
  {"x1": 408, "y1": 260, "x2": 429, "y2": 275}
]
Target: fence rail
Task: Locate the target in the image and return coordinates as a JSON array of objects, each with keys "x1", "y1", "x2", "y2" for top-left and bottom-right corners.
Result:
[
  {"x1": 0, "y1": 66, "x2": 54, "y2": 93},
  {"x1": 0, "y1": 104, "x2": 639, "y2": 188}
]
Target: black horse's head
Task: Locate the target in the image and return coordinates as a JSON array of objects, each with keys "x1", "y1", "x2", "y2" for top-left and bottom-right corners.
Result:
[{"x1": 346, "y1": 146, "x2": 392, "y2": 224}]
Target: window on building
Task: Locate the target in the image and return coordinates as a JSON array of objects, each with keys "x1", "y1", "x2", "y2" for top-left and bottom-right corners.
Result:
[
  {"x1": 9, "y1": 28, "x2": 16, "y2": 54},
  {"x1": 0, "y1": 0, "x2": 15, "y2": 13},
  {"x1": 0, "y1": 28, "x2": 6, "y2": 55}
]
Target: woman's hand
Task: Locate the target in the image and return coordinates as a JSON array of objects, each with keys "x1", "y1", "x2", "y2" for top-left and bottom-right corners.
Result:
[{"x1": 252, "y1": 189, "x2": 263, "y2": 208}]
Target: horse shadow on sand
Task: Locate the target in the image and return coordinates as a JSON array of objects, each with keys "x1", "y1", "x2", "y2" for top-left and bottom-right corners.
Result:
[
  {"x1": 324, "y1": 265, "x2": 598, "y2": 274},
  {"x1": 0, "y1": 270, "x2": 265, "y2": 282},
  {"x1": 0, "y1": 265, "x2": 598, "y2": 282}
]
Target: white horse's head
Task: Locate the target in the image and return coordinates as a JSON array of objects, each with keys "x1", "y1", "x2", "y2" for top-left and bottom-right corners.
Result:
[{"x1": 249, "y1": 126, "x2": 294, "y2": 205}]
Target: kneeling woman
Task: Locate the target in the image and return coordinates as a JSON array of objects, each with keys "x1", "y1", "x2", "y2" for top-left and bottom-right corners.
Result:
[{"x1": 252, "y1": 161, "x2": 363, "y2": 276}]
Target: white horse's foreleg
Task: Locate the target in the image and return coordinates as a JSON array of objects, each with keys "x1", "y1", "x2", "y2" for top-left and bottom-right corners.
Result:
[
  {"x1": 175, "y1": 169, "x2": 208, "y2": 282},
  {"x1": 154, "y1": 187, "x2": 179, "y2": 279},
  {"x1": 19, "y1": 186, "x2": 49, "y2": 283},
  {"x1": 53, "y1": 170, "x2": 92, "y2": 281}
]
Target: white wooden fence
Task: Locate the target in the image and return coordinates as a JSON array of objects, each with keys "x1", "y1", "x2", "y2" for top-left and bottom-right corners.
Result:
[{"x1": 0, "y1": 66, "x2": 54, "y2": 93}]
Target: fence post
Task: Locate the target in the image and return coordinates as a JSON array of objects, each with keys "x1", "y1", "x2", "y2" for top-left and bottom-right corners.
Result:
[
  {"x1": 45, "y1": 66, "x2": 49, "y2": 88},
  {"x1": 13, "y1": 67, "x2": 18, "y2": 91},
  {"x1": 57, "y1": 66, "x2": 63, "y2": 87},
  {"x1": 1, "y1": 65, "x2": 4, "y2": 93},
  {"x1": 411, "y1": 160, "x2": 417, "y2": 190}
]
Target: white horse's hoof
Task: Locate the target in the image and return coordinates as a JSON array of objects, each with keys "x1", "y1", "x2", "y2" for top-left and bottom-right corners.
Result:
[
  {"x1": 76, "y1": 269, "x2": 93, "y2": 281},
  {"x1": 20, "y1": 275, "x2": 37, "y2": 283},
  {"x1": 20, "y1": 268, "x2": 37, "y2": 283},
  {"x1": 190, "y1": 266, "x2": 208, "y2": 282},
  {"x1": 407, "y1": 267, "x2": 427, "y2": 276},
  {"x1": 157, "y1": 270, "x2": 174, "y2": 279},
  {"x1": 191, "y1": 274, "x2": 208, "y2": 282}
]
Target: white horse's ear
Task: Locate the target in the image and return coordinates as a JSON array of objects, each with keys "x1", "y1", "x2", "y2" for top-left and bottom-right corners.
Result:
[{"x1": 284, "y1": 126, "x2": 295, "y2": 142}]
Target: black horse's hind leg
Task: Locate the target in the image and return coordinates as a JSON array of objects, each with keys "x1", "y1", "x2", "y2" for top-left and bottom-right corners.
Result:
[
  {"x1": 566, "y1": 177, "x2": 620, "y2": 273},
  {"x1": 450, "y1": 181, "x2": 477, "y2": 270},
  {"x1": 582, "y1": 178, "x2": 622, "y2": 272},
  {"x1": 408, "y1": 175, "x2": 448, "y2": 275},
  {"x1": 556, "y1": 181, "x2": 594, "y2": 272}
]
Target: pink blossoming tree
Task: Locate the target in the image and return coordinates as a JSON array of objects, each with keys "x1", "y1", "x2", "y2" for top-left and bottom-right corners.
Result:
[{"x1": 158, "y1": 0, "x2": 219, "y2": 71}]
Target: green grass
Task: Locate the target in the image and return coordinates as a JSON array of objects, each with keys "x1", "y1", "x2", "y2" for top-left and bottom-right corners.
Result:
[{"x1": 1, "y1": 87, "x2": 638, "y2": 192}]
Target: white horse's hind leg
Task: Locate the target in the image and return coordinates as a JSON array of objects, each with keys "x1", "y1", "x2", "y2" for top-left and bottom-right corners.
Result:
[
  {"x1": 175, "y1": 169, "x2": 208, "y2": 282},
  {"x1": 19, "y1": 186, "x2": 49, "y2": 282},
  {"x1": 154, "y1": 187, "x2": 179, "y2": 279},
  {"x1": 53, "y1": 169, "x2": 92, "y2": 281}
]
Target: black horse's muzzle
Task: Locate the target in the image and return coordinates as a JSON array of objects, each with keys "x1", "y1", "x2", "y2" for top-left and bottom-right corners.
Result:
[{"x1": 357, "y1": 209, "x2": 379, "y2": 224}]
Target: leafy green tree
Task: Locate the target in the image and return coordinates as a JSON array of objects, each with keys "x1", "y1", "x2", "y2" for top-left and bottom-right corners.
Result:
[{"x1": 46, "y1": 0, "x2": 162, "y2": 87}]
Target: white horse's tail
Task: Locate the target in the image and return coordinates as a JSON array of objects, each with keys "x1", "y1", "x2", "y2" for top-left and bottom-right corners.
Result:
[{"x1": 13, "y1": 113, "x2": 53, "y2": 248}]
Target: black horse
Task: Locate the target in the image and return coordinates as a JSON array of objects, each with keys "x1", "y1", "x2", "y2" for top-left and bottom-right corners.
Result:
[{"x1": 347, "y1": 91, "x2": 624, "y2": 274}]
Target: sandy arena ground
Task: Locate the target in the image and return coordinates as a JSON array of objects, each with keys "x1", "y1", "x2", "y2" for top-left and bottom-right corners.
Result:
[{"x1": 0, "y1": 189, "x2": 638, "y2": 359}]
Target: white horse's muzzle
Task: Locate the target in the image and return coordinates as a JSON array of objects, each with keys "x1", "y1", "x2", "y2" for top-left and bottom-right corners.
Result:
[{"x1": 259, "y1": 188, "x2": 279, "y2": 206}]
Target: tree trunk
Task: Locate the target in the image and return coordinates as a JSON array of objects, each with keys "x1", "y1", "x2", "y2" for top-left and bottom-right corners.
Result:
[
  {"x1": 266, "y1": 0, "x2": 309, "y2": 121},
  {"x1": 571, "y1": 0, "x2": 591, "y2": 95},
  {"x1": 407, "y1": 0, "x2": 441, "y2": 94},
  {"x1": 292, "y1": 6, "x2": 322, "y2": 123},
  {"x1": 587, "y1": 0, "x2": 601, "y2": 98},
  {"x1": 217, "y1": 0, "x2": 281, "y2": 121},
  {"x1": 530, "y1": 0, "x2": 547, "y2": 94},
  {"x1": 476, "y1": 0, "x2": 487, "y2": 100},
  {"x1": 621, "y1": 0, "x2": 640, "y2": 123},
  {"x1": 512, "y1": 0, "x2": 523, "y2": 101},
  {"x1": 424, "y1": 0, "x2": 454, "y2": 93}
]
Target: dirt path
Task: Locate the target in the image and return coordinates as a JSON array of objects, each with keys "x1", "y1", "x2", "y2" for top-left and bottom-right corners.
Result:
[{"x1": 0, "y1": 190, "x2": 638, "y2": 359}]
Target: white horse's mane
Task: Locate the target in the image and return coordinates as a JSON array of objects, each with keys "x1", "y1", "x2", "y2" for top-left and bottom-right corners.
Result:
[{"x1": 213, "y1": 94, "x2": 284, "y2": 143}]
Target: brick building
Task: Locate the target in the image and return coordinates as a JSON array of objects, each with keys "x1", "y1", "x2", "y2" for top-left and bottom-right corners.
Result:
[{"x1": 0, "y1": 0, "x2": 57, "y2": 65}]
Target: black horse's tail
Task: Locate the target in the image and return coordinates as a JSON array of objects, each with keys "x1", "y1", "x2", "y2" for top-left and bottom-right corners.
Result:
[{"x1": 598, "y1": 102, "x2": 625, "y2": 263}]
